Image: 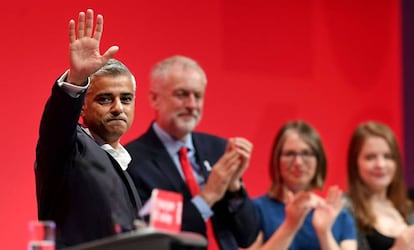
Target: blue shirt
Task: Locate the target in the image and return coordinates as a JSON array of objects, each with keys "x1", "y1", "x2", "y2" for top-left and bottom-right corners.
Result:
[
  {"x1": 253, "y1": 194, "x2": 357, "y2": 250},
  {"x1": 152, "y1": 122, "x2": 213, "y2": 220}
]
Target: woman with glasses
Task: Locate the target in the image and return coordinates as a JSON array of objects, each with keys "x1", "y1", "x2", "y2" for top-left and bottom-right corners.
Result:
[
  {"x1": 347, "y1": 121, "x2": 414, "y2": 250},
  {"x1": 247, "y1": 120, "x2": 356, "y2": 250}
]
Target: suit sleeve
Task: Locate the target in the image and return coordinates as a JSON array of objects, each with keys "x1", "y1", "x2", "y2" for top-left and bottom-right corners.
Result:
[
  {"x1": 36, "y1": 81, "x2": 85, "y2": 174},
  {"x1": 214, "y1": 190, "x2": 260, "y2": 248}
]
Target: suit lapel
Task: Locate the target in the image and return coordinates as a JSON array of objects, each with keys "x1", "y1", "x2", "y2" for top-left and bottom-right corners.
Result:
[
  {"x1": 106, "y1": 153, "x2": 142, "y2": 214},
  {"x1": 192, "y1": 133, "x2": 212, "y2": 180},
  {"x1": 142, "y1": 127, "x2": 191, "y2": 195},
  {"x1": 154, "y1": 150, "x2": 188, "y2": 193}
]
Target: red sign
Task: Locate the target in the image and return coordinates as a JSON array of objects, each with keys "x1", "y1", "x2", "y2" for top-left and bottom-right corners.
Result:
[{"x1": 149, "y1": 189, "x2": 183, "y2": 233}]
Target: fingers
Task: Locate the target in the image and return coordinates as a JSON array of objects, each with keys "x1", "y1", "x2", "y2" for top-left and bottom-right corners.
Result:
[
  {"x1": 71, "y1": 9, "x2": 100, "y2": 42},
  {"x1": 77, "y1": 11, "x2": 86, "y2": 39},
  {"x1": 79, "y1": 9, "x2": 93, "y2": 38},
  {"x1": 224, "y1": 139, "x2": 250, "y2": 191},
  {"x1": 285, "y1": 191, "x2": 313, "y2": 228},
  {"x1": 203, "y1": 139, "x2": 251, "y2": 203},
  {"x1": 67, "y1": 9, "x2": 118, "y2": 84},
  {"x1": 287, "y1": 191, "x2": 313, "y2": 214},
  {"x1": 102, "y1": 45, "x2": 120, "y2": 61},
  {"x1": 325, "y1": 186, "x2": 339, "y2": 204},
  {"x1": 227, "y1": 137, "x2": 253, "y2": 168},
  {"x1": 69, "y1": 19, "x2": 75, "y2": 43},
  {"x1": 327, "y1": 186, "x2": 341, "y2": 198},
  {"x1": 217, "y1": 150, "x2": 241, "y2": 174},
  {"x1": 293, "y1": 191, "x2": 314, "y2": 209},
  {"x1": 225, "y1": 139, "x2": 235, "y2": 152},
  {"x1": 201, "y1": 151, "x2": 241, "y2": 206},
  {"x1": 93, "y1": 14, "x2": 103, "y2": 41},
  {"x1": 325, "y1": 186, "x2": 345, "y2": 210},
  {"x1": 210, "y1": 150, "x2": 241, "y2": 183},
  {"x1": 229, "y1": 137, "x2": 253, "y2": 154},
  {"x1": 85, "y1": 10, "x2": 94, "y2": 37},
  {"x1": 285, "y1": 190, "x2": 294, "y2": 204}
]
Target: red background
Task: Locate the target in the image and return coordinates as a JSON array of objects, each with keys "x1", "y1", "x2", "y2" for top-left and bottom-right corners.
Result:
[{"x1": 0, "y1": 1, "x2": 402, "y2": 248}]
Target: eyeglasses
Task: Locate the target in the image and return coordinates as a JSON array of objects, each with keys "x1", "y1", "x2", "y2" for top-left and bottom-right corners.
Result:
[{"x1": 280, "y1": 150, "x2": 316, "y2": 164}]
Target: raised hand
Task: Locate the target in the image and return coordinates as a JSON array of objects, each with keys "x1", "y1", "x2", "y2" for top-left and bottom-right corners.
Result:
[{"x1": 67, "y1": 9, "x2": 119, "y2": 85}]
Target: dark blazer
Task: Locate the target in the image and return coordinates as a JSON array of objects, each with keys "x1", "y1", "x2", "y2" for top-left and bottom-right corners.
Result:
[
  {"x1": 35, "y1": 82, "x2": 140, "y2": 249},
  {"x1": 126, "y1": 125, "x2": 260, "y2": 249}
]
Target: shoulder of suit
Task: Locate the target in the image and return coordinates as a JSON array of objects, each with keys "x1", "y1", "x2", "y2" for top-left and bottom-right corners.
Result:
[
  {"x1": 125, "y1": 136, "x2": 152, "y2": 152},
  {"x1": 192, "y1": 131, "x2": 226, "y2": 143}
]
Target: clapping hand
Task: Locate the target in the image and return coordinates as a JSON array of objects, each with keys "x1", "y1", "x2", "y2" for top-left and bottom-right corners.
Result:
[
  {"x1": 200, "y1": 149, "x2": 241, "y2": 207},
  {"x1": 227, "y1": 137, "x2": 253, "y2": 192},
  {"x1": 284, "y1": 191, "x2": 315, "y2": 231},
  {"x1": 391, "y1": 225, "x2": 414, "y2": 250},
  {"x1": 312, "y1": 186, "x2": 345, "y2": 234}
]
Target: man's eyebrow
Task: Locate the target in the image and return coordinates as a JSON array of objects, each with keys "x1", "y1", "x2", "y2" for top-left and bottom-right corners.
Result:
[
  {"x1": 96, "y1": 93, "x2": 113, "y2": 96},
  {"x1": 94, "y1": 93, "x2": 113, "y2": 100}
]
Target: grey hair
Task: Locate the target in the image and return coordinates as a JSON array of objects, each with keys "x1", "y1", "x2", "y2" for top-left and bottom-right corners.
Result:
[
  {"x1": 91, "y1": 58, "x2": 136, "y2": 91},
  {"x1": 150, "y1": 55, "x2": 207, "y2": 90}
]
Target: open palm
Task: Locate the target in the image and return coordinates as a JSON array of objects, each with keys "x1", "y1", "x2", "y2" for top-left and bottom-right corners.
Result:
[{"x1": 67, "y1": 9, "x2": 118, "y2": 84}]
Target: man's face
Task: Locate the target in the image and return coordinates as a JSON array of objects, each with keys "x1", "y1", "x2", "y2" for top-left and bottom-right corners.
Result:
[
  {"x1": 151, "y1": 66, "x2": 206, "y2": 141},
  {"x1": 82, "y1": 74, "x2": 135, "y2": 147}
]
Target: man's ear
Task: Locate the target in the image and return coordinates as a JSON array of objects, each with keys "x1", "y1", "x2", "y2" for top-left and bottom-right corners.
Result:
[
  {"x1": 80, "y1": 104, "x2": 86, "y2": 117},
  {"x1": 149, "y1": 91, "x2": 158, "y2": 109}
]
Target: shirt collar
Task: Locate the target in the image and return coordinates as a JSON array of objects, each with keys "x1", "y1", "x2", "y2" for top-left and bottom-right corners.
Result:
[
  {"x1": 100, "y1": 144, "x2": 131, "y2": 171},
  {"x1": 81, "y1": 126, "x2": 131, "y2": 170},
  {"x1": 152, "y1": 122, "x2": 195, "y2": 154}
]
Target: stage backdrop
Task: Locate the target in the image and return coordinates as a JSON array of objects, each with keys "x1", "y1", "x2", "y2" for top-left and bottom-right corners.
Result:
[{"x1": 0, "y1": 0, "x2": 402, "y2": 249}]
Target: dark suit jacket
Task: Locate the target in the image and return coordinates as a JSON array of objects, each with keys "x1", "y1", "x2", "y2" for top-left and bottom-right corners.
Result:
[
  {"x1": 35, "y1": 82, "x2": 140, "y2": 249},
  {"x1": 126, "y1": 125, "x2": 260, "y2": 249}
]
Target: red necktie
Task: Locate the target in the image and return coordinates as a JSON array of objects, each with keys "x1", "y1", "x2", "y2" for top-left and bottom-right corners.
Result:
[{"x1": 178, "y1": 147, "x2": 220, "y2": 250}]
